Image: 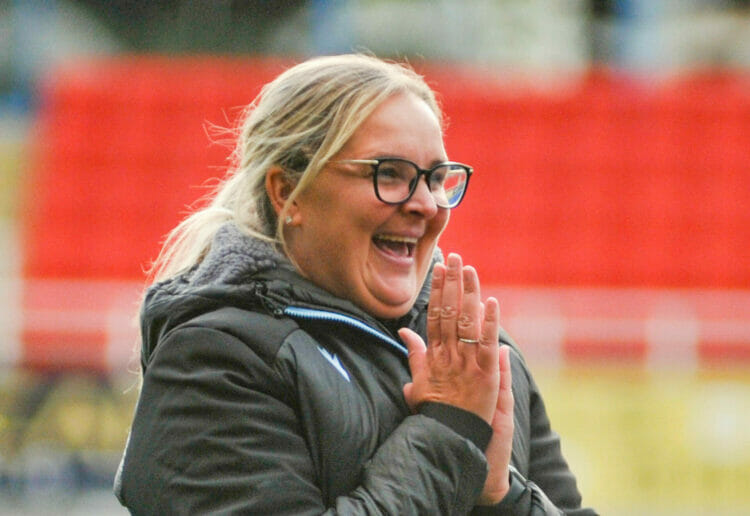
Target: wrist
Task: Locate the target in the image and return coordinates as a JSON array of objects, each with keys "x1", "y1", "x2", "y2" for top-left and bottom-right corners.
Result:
[
  {"x1": 418, "y1": 402, "x2": 493, "y2": 451},
  {"x1": 477, "y1": 464, "x2": 525, "y2": 507},
  {"x1": 476, "y1": 469, "x2": 510, "y2": 505}
]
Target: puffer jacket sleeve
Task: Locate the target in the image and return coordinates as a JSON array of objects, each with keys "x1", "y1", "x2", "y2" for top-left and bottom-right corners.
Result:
[
  {"x1": 116, "y1": 321, "x2": 491, "y2": 515},
  {"x1": 471, "y1": 345, "x2": 598, "y2": 516}
]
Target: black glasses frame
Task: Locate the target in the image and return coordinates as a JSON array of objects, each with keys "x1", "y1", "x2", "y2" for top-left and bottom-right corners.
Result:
[{"x1": 336, "y1": 158, "x2": 473, "y2": 209}]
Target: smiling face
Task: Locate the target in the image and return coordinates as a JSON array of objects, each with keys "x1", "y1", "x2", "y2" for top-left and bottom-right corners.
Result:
[{"x1": 285, "y1": 92, "x2": 450, "y2": 319}]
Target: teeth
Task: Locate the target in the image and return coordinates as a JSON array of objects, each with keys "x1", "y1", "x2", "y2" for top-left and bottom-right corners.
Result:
[{"x1": 374, "y1": 234, "x2": 418, "y2": 244}]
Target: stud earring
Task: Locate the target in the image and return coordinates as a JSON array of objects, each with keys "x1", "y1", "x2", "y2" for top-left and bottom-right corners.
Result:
[{"x1": 285, "y1": 216, "x2": 293, "y2": 225}]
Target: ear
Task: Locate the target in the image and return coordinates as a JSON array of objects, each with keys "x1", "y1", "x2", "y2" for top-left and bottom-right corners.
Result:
[{"x1": 265, "y1": 166, "x2": 299, "y2": 223}]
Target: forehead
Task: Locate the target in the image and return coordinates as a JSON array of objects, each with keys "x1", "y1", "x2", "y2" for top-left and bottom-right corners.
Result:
[{"x1": 339, "y1": 92, "x2": 446, "y2": 162}]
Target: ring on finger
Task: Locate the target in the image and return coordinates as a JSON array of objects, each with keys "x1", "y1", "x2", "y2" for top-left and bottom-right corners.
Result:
[{"x1": 458, "y1": 337, "x2": 479, "y2": 344}]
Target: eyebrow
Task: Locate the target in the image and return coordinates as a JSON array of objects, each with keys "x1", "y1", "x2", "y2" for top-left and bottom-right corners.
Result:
[{"x1": 372, "y1": 155, "x2": 451, "y2": 169}]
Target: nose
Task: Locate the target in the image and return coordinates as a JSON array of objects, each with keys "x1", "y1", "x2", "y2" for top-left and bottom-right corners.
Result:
[{"x1": 401, "y1": 175, "x2": 439, "y2": 218}]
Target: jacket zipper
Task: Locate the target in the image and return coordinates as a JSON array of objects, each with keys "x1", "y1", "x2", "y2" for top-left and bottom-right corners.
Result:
[{"x1": 283, "y1": 306, "x2": 408, "y2": 357}]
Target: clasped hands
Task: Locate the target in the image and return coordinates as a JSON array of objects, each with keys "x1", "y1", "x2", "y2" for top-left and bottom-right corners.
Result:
[{"x1": 399, "y1": 253, "x2": 514, "y2": 505}]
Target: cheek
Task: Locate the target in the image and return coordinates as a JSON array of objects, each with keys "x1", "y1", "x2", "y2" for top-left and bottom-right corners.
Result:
[
  {"x1": 326, "y1": 213, "x2": 378, "y2": 263},
  {"x1": 419, "y1": 212, "x2": 449, "y2": 262},
  {"x1": 428, "y1": 210, "x2": 450, "y2": 240}
]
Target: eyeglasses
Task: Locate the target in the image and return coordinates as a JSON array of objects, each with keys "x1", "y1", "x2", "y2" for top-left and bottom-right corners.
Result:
[{"x1": 335, "y1": 158, "x2": 473, "y2": 209}]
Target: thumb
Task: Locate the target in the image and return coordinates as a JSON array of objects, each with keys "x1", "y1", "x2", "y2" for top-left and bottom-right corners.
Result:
[
  {"x1": 398, "y1": 327, "x2": 426, "y2": 375},
  {"x1": 398, "y1": 327, "x2": 426, "y2": 410},
  {"x1": 497, "y1": 345, "x2": 514, "y2": 417},
  {"x1": 402, "y1": 382, "x2": 417, "y2": 413}
]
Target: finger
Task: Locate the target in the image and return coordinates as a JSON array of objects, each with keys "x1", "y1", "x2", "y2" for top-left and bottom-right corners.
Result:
[
  {"x1": 476, "y1": 296, "x2": 501, "y2": 372},
  {"x1": 440, "y1": 254, "x2": 463, "y2": 348},
  {"x1": 456, "y1": 266, "x2": 482, "y2": 356},
  {"x1": 497, "y1": 345, "x2": 514, "y2": 417},
  {"x1": 426, "y1": 264, "x2": 445, "y2": 349},
  {"x1": 457, "y1": 266, "x2": 481, "y2": 338}
]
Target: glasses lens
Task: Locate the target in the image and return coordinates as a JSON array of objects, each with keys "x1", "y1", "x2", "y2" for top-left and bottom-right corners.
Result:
[
  {"x1": 374, "y1": 160, "x2": 469, "y2": 208},
  {"x1": 374, "y1": 160, "x2": 417, "y2": 203},
  {"x1": 430, "y1": 165, "x2": 468, "y2": 208}
]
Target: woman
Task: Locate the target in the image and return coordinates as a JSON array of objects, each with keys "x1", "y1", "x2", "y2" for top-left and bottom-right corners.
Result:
[{"x1": 115, "y1": 54, "x2": 596, "y2": 515}]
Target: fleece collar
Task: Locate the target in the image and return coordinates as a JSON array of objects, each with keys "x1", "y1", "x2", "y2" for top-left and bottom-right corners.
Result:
[{"x1": 187, "y1": 223, "x2": 292, "y2": 286}]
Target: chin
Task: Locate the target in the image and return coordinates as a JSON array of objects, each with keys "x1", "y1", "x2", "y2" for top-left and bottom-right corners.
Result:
[
  {"x1": 362, "y1": 273, "x2": 424, "y2": 319},
  {"x1": 365, "y1": 295, "x2": 416, "y2": 320},
  {"x1": 371, "y1": 305, "x2": 412, "y2": 320}
]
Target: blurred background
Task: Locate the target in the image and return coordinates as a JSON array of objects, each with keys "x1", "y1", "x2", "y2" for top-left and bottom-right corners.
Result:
[{"x1": 2, "y1": 0, "x2": 750, "y2": 514}]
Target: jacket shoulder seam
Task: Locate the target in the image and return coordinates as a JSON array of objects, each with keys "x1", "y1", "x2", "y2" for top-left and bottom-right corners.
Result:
[{"x1": 169, "y1": 306, "x2": 301, "y2": 366}]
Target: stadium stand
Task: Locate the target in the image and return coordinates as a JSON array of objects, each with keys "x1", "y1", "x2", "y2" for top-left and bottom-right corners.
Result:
[{"x1": 19, "y1": 57, "x2": 750, "y2": 372}]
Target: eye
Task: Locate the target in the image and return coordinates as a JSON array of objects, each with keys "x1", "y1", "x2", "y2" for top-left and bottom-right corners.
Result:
[
  {"x1": 376, "y1": 160, "x2": 411, "y2": 184},
  {"x1": 429, "y1": 166, "x2": 447, "y2": 186},
  {"x1": 378, "y1": 165, "x2": 400, "y2": 179}
]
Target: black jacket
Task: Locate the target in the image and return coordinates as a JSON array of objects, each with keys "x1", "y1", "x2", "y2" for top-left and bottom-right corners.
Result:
[{"x1": 115, "y1": 224, "x2": 597, "y2": 515}]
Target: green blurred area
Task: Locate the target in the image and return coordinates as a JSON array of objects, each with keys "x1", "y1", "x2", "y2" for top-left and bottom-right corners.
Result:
[
  {"x1": 538, "y1": 366, "x2": 750, "y2": 515},
  {"x1": 0, "y1": 141, "x2": 22, "y2": 220},
  {"x1": 0, "y1": 372, "x2": 138, "y2": 458}
]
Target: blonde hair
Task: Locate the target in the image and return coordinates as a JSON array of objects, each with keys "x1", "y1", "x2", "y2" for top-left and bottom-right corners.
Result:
[{"x1": 149, "y1": 54, "x2": 442, "y2": 283}]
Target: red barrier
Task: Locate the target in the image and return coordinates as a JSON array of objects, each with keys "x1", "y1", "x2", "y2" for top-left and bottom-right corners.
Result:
[{"x1": 20, "y1": 57, "x2": 750, "y2": 371}]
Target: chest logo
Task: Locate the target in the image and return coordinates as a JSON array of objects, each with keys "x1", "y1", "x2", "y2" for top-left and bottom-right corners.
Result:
[{"x1": 317, "y1": 346, "x2": 350, "y2": 382}]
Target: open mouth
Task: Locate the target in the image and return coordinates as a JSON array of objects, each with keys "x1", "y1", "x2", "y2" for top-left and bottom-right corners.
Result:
[{"x1": 372, "y1": 234, "x2": 417, "y2": 258}]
